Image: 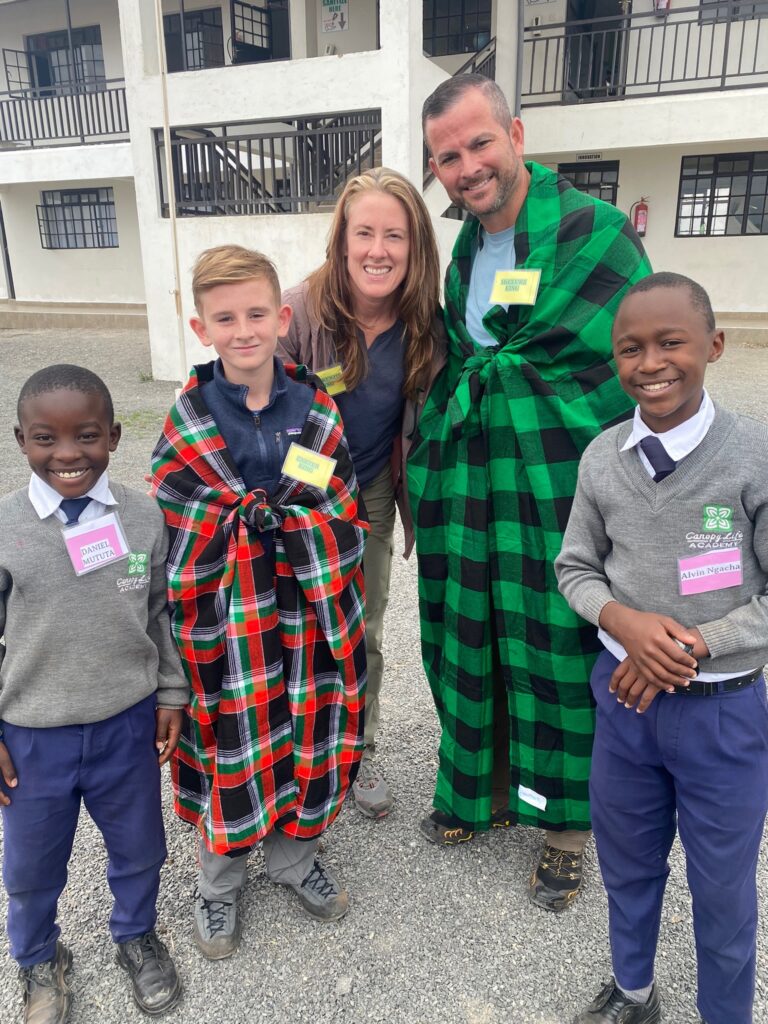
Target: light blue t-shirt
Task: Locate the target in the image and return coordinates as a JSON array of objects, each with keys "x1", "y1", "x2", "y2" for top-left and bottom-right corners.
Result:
[{"x1": 466, "y1": 225, "x2": 516, "y2": 348}]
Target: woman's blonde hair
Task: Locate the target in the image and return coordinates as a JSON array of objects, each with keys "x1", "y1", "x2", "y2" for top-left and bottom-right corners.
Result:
[{"x1": 305, "y1": 168, "x2": 440, "y2": 400}]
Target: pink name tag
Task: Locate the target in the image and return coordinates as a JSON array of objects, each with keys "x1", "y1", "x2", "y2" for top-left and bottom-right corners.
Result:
[
  {"x1": 678, "y1": 547, "x2": 742, "y2": 596},
  {"x1": 62, "y1": 512, "x2": 130, "y2": 576}
]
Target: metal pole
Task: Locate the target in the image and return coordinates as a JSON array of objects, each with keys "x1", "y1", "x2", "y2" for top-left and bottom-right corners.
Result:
[
  {"x1": 154, "y1": 0, "x2": 189, "y2": 380},
  {"x1": 64, "y1": 0, "x2": 84, "y2": 141}
]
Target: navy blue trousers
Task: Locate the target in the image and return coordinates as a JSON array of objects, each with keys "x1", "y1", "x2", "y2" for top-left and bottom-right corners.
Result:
[
  {"x1": 1, "y1": 694, "x2": 167, "y2": 967},
  {"x1": 589, "y1": 651, "x2": 768, "y2": 1024}
]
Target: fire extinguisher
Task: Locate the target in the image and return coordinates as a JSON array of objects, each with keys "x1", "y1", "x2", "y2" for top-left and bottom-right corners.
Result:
[{"x1": 631, "y1": 198, "x2": 649, "y2": 237}]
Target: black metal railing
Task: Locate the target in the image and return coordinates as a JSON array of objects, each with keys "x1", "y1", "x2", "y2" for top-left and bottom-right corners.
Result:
[
  {"x1": 0, "y1": 79, "x2": 129, "y2": 147},
  {"x1": 522, "y1": 2, "x2": 768, "y2": 105},
  {"x1": 453, "y1": 36, "x2": 496, "y2": 80},
  {"x1": 155, "y1": 110, "x2": 382, "y2": 217}
]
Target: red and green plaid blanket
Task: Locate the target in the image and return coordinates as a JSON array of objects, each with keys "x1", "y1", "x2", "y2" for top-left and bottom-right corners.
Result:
[
  {"x1": 152, "y1": 362, "x2": 367, "y2": 853},
  {"x1": 407, "y1": 162, "x2": 651, "y2": 833}
]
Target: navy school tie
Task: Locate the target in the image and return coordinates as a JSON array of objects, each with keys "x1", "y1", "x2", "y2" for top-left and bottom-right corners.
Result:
[
  {"x1": 59, "y1": 496, "x2": 92, "y2": 525},
  {"x1": 638, "y1": 435, "x2": 676, "y2": 482}
]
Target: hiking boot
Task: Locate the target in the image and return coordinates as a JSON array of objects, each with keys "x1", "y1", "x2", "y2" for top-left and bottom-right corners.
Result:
[
  {"x1": 529, "y1": 844, "x2": 584, "y2": 912},
  {"x1": 115, "y1": 930, "x2": 181, "y2": 1015},
  {"x1": 419, "y1": 809, "x2": 474, "y2": 846},
  {"x1": 19, "y1": 942, "x2": 73, "y2": 1024},
  {"x1": 574, "y1": 978, "x2": 662, "y2": 1023},
  {"x1": 286, "y1": 860, "x2": 348, "y2": 921},
  {"x1": 352, "y1": 746, "x2": 394, "y2": 819},
  {"x1": 192, "y1": 888, "x2": 241, "y2": 960}
]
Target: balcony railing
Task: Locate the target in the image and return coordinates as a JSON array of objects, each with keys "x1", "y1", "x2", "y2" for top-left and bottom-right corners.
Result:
[
  {"x1": 523, "y1": 2, "x2": 768, "y2": 105},
  {"x1": 0, "y1": 79, "x2": 129, "y2": 148},
  {"x1": 155, "y1": 111, "x2": 382, "y2": 217}
]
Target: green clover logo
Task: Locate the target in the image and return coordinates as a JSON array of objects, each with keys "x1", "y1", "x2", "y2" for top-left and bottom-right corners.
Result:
[
  {"x1": 128, "y1": 552, "x2": 148, "y2": 575},
  {"x1": 702, "y1": 505, "x2": 733, "y2": 533}
]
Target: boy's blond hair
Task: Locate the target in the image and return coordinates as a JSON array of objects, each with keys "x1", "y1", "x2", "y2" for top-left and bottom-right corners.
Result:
[{"x1": 191, "y1": 244, "x2": 281, "y2": 311}]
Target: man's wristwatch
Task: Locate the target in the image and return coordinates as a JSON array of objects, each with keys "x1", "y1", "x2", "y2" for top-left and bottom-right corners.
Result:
[{"x1": 674, "y1": 639, "x2": 695, "y2": 657}]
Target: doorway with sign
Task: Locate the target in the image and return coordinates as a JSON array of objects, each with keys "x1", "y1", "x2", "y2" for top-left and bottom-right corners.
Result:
[{"x1": 565, "y1": 0, "x2": 631, "y2": 101}]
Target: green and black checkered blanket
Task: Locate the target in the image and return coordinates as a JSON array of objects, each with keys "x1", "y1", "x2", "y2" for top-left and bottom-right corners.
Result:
[{"x1": 407, "y1": 162, "x2": 651, "y2": 832}]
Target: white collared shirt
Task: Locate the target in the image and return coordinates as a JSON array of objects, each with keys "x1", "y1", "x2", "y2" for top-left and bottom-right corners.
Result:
[
  {"x1": 28, "y1": 471, "x2": 116, "y2": 524},
  {"x1": 619, "y1": 389, "x2": 715, "y2": 476},
  {"x1": 601, "y1": 390, "x2": 746, "y2": 681}
]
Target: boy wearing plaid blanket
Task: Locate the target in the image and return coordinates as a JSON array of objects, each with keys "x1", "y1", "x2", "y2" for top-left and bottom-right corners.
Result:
[
  {"x1": 152, "y1": 246, "x2": 367, "y2": 960},
  {"x1": 556, "y1": 273, "x2": 768, "y2": 1024}
]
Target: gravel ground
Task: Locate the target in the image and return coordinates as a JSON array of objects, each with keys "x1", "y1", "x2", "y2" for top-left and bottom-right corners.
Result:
[{"x1": 0, "y1": 326, "x2": 766, "y2": 1024}]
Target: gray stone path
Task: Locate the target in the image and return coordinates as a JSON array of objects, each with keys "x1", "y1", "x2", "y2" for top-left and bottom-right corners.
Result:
[{"x1": 0, "y1": 327, "x2": 765, "y2": 1024}]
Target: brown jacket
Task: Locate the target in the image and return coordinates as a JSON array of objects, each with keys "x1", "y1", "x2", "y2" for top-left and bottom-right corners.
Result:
[{"x1": 279, "y1": 280, "x2": 447, "y2": 557}]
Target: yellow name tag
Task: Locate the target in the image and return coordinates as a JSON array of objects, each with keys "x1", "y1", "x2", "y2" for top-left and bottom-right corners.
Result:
[
  {"x1": 281, "y1": 443, "x2": 336, "y2": 490},
  {"x1": 315, "y1": 364, "x2": 347, "y2": 396},
  {"x1": 489, "y1": 269, "x2": 541, "y2": 306}
]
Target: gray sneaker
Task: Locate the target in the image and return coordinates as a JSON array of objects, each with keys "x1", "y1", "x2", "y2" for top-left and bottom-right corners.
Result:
[
  {"x1": 352, "y1": 746, "x2": 394, "y2": 819},
  {"x1": 287, "y1": 860, "x2": 349, "y2": 921},
  {"x1": 192, "y1": 889, "x2": 241, "y2": 960},
  {"x1": 19, "y1": 942, "x2": 73, "y2": 1024}
]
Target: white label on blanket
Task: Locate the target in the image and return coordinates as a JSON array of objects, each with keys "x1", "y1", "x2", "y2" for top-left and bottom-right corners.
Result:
[
  {"x1": 281, "y1": 442, "x2": 336, "y2": 490},
  {"x1": 518, "y1": 784, "x2": 547, "y2": 812}
]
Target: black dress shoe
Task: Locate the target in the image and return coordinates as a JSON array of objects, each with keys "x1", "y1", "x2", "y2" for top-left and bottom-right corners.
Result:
[
  {"x1": 115, "y1": 930, "x2": 181, "y2": 1016},
  {"x1": 529, "y1": 844, "x2": 583, "y2": 912},
  {"x1": 574, "y1": 978, "x2": 662, "y2": 1023}
]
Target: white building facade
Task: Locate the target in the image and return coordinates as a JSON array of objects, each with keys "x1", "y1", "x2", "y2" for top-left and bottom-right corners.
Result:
[{"x1": 0, "y1": 0, "x2": 766, "y2": 380}]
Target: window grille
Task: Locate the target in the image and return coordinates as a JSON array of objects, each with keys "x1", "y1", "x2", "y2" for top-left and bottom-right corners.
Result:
[
  {"x1": 423, "y1": 0, "x2": 492, "y2": 57},
  {"x1": 676, "y1": 152, "x2": 768, "y2": 236},
  {"x1": 37, "y1": 188, "x2": 118, "y2": 249},
  {"x1": 558, "y1": 161, "x2": 620, "y2": 206}
]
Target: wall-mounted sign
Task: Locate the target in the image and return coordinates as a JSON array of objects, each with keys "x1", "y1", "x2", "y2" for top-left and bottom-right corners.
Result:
[{"x1": 322, "y1": 0, "x2": 349, "y2": 32}]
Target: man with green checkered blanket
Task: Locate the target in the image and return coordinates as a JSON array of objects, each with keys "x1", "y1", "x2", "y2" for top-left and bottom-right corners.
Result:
[{"x1": 412, "y1": 75, "x2": 651, "y2": 911}]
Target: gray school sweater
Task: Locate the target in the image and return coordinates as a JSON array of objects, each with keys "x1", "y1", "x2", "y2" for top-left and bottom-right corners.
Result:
[
  {"x1": 555, "y1": 406, "x2": 768, "y2": 675},
  {"x1": 0, "y1": 483, "x2": 188, "y2": 728}
]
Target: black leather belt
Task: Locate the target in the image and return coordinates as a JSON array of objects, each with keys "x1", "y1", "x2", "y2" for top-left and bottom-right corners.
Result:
[{"x1": 677, "y1": 668, "x2": 763, "y2": 697}]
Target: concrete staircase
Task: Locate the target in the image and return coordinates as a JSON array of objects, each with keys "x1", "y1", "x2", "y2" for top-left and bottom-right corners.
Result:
[
  {"x1": 716, "y1": 313, "x2": 768, "y2": 347},
  {"x1": 0, "y1": 300, "x2": 148, "y2": 330}
]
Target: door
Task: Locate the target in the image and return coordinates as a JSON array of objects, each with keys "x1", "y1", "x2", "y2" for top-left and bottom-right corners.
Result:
[
  {"x1": 0, "y1": 201, "x2": 16, "y2": 301},
  {"x1": 565, "y1": 0, "x2": 631, "y2": 101}
]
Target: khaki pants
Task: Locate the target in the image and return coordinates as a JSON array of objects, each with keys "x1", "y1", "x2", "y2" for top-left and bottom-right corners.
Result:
[
  {"x1": 360, "y1": 464, "x2": 396, "y2": 747},
  {"x1": 492, "y1": 668, "x2": 589, "y2": 854},
  {"x1": 197, "y1": 832, "x2": 319, "y2": 898}
]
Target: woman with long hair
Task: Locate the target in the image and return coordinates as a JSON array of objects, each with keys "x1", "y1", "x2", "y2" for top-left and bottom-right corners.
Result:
[{"x1": 280, "y1": 167, "x2": 444, "y2": 819}]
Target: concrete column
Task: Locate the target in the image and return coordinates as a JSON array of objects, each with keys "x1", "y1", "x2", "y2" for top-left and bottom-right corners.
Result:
[
  {"x1": 289, "y1": 0, "x2": 318, "y2": 59},
  {"x1": 117, "y1": 0, "x2": 186, "y2": 381},
  {"x1": 378, "y1": 0, "x2": 425, "y2": 186},
  {"x1": 494, "y1": 0, "x2": 520, "y2": 114}
]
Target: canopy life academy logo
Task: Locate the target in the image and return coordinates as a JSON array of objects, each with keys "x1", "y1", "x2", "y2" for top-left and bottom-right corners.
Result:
[{"x1": 702, "y1": 505, "x2": 733, "y2": 533}]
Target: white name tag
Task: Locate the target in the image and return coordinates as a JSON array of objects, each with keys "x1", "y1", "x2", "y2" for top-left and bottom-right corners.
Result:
[
  {"x1": 62, "y1": 511, "x2": 130, "y2": 576},
  {"x1": 518, "y1": 784, "x2": 547, "y2": 812}
]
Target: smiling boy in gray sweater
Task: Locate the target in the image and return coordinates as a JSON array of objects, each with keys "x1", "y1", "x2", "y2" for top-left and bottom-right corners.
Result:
[
  {"x1": 0, "y1": 364, "x2": 188, "y2": 1024},
  {"x1": 556, "y1": 273, "x2": 768, "y2": 1024}
]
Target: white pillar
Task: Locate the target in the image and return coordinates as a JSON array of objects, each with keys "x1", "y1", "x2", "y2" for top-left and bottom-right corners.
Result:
[
  {"x1": 494, "y1": 0, "x2": 520, "y2": 114},
  {"x1": 378, "y1": 0, "x2": 425, "y2": 187},
  {"x1": 117, "y1": 0, "x2": 187, "y2": 381},
  {"x1": 289, "y1": 0, "x2": 318, "y2": 59}
]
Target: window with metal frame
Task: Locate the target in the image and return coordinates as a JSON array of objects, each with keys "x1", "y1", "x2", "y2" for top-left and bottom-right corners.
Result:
[
  {"x1": 163, "y1": 8, "x2": 224, "y2": 72},
  {"x1": 699, "y1": 0, "x2": 768, "y2": 23},
  {"x1": 37, "y1": 188, "x2": 118, "y2": 249},
  {"x1": 676, "y1": 152, "x2": 768, "y2": 237},
  {"x1": 423, "y1": 0, "x2": 492, "y2": 57},
  {"x1": 558, "y1": 161, "x2": 620, "y2": 206},
  {"x1": 23, "y1": 25, "x2": 105, "y2": 95}
]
